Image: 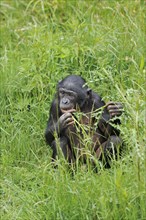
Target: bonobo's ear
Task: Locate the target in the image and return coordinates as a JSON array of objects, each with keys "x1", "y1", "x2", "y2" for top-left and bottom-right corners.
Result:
[{"x1": 87, "y1": 88, "x2": 92, "y2": 98}]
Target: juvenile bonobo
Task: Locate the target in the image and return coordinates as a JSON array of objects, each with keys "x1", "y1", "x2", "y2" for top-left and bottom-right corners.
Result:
[{"x1": 45, "y1": 75, "x2": 123, "y2": 167}]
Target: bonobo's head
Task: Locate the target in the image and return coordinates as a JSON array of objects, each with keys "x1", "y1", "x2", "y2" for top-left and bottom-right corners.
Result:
[{"x1": 57, "y1": 75, "x2": 92, "y2": 112}]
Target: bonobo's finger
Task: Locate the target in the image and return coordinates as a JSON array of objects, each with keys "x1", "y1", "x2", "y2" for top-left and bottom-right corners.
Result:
[
  {"x1": 60, "y1": 113, "x2": 74, "y2": 128},
  {"x1": 59, "y1": 113, "x2": 72, "y2": 127},
  {"x1": 67, "y1": 121, "x2": 75, "y2": 126},
  {"x1": 109, "y1": 110, "x2": 123, "y2": 118},
  {"x1": 107, "y1": 106, "x2": 123, "y2": 111},
  {"x1": 107, "y1": 103, "x2": 123, "y2": 112},
  {"x1": 62, "y1": 112, "x2": 73, "y2": 120},
  {"x1": 110, "y1": 112, "x2": 122, "y2": 117},
  {"x1": 65, "y1": 117, "x2": 74, "y2": 125},
  {"x1": 106, "y1": 101, "x2": 123, "y2": 107},
  {"x1": 108, "y1": 109, "x2": 123, "y2": 114},
  {"x1": 61, "y1": 109, "x2": 76, "y2": 113},
  {"x1": 106, "y1": 101, "x2": 116, "y2": 107},
  {"x1": 107, "y1": 104, "x2": 122, "y2": 109},
  {"x1": 108, "y1": 108, "x2": 124, "y2": 115}
]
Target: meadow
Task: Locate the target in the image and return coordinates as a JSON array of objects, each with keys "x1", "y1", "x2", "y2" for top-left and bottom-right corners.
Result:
[{"x1": 0, "y1": 0, "x2": 146, "y2": 219}]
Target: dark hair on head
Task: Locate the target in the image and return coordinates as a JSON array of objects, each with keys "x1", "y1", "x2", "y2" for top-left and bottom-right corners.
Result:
[{"x1": 58, "y1": 75, "x2": 87, "y2": 90}]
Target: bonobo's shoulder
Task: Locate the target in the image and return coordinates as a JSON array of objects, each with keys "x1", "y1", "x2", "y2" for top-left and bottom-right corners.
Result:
[
  {"x1": 50, "y1": 96, "x2": 59, "y2": 110},
  {"x1": 92, "y1": 91, "x2": 105, "y2": 107},
  {"x1": 49, "y1": 96, "x2": 60, "y2": 118},
  {"x1": 51, "y1": 96, "x2": 58, "y2": 106}
]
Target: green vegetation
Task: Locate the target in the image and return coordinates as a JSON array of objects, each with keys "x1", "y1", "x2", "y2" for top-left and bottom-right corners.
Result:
[{"x1": 0, "y1": 0, "x2": 145, "y2": 219}]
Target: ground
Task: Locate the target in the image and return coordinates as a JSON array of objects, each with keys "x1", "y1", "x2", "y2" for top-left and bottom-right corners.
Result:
[{"x1": 0, "y1": 0, "x2": 146, "y2": 219}]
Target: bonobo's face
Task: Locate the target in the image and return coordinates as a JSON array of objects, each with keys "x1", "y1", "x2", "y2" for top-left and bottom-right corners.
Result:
[
  {"x1": 57, "y1": 75, "x2": 89, "y2": 113},
  {"x1": 59, "y1": 88, "x2": 77, "y2": 112}
]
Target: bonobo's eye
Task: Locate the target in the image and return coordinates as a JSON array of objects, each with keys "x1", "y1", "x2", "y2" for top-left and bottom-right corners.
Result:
[
  {"x1": 60, "y1": 91, "x2": 64, "y2": 95},
  {"x1": 69, "y1": 94, "x2": 75, "y2": 100},
  {"x1": 59, "y1": 89, "x2": 65, "y2": 96}
]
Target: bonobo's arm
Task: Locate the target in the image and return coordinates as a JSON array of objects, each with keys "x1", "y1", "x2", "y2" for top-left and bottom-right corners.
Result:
[
  {"x1": 45, "y1": 99, "x2": 74, "y2": 146},
  {"x1": 93, "y1": 94, "x2": 123, "y2": 137},
  {"x1": 45, "y1": 99, "x2": 59, "y2": 145},
  {"x1": 98, "y1": 105, "x2": 121, "y2": 137}
]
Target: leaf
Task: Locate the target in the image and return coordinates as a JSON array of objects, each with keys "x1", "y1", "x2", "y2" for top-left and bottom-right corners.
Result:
[{"x1": 140, "y1": 56, "x2": 145, "y2": 71}]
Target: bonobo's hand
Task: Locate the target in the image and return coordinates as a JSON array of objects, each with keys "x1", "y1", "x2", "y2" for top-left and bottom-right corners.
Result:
[
  {"x1": 106, "y1": 101, "x2": 123, "y2": 118},
  {"x1": 57, "y1": 110, "x2": 75, "y2": 132}
]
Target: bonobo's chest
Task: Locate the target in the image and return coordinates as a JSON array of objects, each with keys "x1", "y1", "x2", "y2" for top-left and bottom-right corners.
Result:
[
  {"x1": 64, "y1": 111, "x2": 105, "y2": 150},
  {"x1": 80, "y1": 113, "x2": 93, "y2": 125}
]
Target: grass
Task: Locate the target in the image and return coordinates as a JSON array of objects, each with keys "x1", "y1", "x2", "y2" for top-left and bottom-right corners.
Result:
[{"x1": 0, "y1": 0, "x2": 146, "y2": 219}]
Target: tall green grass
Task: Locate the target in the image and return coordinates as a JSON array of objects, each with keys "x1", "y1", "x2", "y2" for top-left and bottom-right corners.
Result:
[{"x1": 1, "y1": 0, "x2": 145, "y2": 219}]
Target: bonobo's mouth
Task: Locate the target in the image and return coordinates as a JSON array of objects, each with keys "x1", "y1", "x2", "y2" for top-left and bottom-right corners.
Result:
[{"x1": 61, "y1": 108, "x2": 76, "y2": 113}]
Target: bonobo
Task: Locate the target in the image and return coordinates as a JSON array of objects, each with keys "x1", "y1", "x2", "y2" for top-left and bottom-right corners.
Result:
[{"x1": 45, "y1": 75, "x2": 123, "y2": 167}]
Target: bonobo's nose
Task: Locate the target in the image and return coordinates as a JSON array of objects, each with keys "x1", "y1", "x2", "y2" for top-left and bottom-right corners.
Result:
[{"x1": 62, "y1": 98, "x2": 69, "y2": 104}]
